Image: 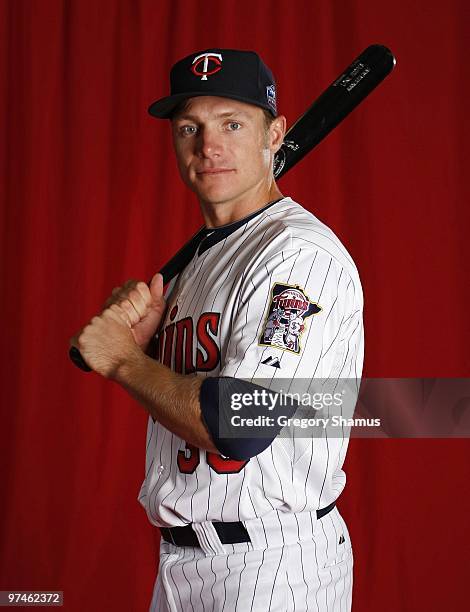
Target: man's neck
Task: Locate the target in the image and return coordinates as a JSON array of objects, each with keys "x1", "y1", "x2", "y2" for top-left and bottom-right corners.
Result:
[{"x1": 200, "y1": 183, "x2": 284, "y2": 228}]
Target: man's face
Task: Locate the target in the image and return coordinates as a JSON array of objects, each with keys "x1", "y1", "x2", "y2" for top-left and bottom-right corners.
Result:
[{"x1": 171, "y1": 96, "x2": 283, "y2": 207}]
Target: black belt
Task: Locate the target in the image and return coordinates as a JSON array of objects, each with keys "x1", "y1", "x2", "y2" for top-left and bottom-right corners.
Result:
[{"x1": 160, "y1": 501, "x2": 336, "y2": 547}]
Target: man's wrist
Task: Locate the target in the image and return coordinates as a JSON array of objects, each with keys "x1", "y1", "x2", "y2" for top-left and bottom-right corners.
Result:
[{"x1": 111, "y1": 346, "x2": 148, "y2": 385}]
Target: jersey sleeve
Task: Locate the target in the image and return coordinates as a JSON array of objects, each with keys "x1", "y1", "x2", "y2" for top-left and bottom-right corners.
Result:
[{"x1": 219, "y1": 243, "x2": 364, "y2": 392}]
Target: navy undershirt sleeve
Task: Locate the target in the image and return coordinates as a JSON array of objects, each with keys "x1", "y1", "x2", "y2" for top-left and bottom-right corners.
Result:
[{"x1": 199, "y1": 377, "x2": 298, "y2": 461}]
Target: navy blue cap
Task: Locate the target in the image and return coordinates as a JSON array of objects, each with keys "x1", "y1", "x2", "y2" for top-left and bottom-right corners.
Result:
[{"x1": 148, "y1": 48, "x2": 277, "y2": 119}]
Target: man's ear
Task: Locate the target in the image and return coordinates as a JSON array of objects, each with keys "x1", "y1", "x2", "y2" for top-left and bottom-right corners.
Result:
[{"x1": 269, "y1": 115, "x2": 287, "y2": 153}]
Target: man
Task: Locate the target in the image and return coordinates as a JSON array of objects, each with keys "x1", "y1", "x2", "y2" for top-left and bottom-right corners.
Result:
[{"x1": 72, "y1": 49, "x2": 364, "y2": 611}]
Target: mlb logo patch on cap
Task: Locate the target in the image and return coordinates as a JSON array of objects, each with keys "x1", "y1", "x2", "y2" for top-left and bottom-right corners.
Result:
[{"x1": 266, "y1": 84, "x2": 276, "y2": 112}]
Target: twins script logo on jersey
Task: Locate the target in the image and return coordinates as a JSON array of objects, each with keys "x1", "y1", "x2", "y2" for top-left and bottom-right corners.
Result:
[
  {"x1": 259, "y1": 283, "x2": 322, "y2": 354},
  {"x1": 191, "y1": 52, "x2": 223, "y2": 80},
  {"x1": 155, "y1": 305, "x2": 221, "y2": 374}
]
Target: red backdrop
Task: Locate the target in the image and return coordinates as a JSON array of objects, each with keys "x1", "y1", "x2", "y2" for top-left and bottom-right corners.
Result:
[{"x1": 1, "y1": 1, "x2": 469, "y2": 610}]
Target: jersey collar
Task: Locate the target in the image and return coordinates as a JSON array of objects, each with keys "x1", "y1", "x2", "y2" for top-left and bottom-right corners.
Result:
[{"x1": 197, "y1": 197, "x2": 284, "y2": 256}]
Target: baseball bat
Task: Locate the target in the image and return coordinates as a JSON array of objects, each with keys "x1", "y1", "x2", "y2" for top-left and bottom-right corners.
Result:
[{"x1": 70, "y1": 43, "x2": 396, "y2": 372}]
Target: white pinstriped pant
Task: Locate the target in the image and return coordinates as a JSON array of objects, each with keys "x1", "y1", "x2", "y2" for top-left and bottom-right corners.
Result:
[{"x1": 149, "y1": 506, "x2": 353, "y2": 611}]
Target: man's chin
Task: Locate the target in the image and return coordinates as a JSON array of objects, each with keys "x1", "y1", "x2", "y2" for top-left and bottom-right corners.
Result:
[{"x1": 194, "y1": 187, "x2": 239, "y2": 206}]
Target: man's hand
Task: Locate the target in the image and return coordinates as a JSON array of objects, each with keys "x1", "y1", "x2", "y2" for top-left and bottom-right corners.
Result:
[
  {"x1": 71, "y1": 305, "x2": 143, "y2": 379},
  {"x1": 70, "y1": 273, "x2": 166, "y2": 376},
  {"x1": 103, "y1": 273, "x2": 166, "y2": 351}
]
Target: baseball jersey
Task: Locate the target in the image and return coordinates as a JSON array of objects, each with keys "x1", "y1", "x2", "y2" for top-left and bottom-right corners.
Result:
[{"x1": 138, "y1": 196, "x2": 364, "y2": 527}]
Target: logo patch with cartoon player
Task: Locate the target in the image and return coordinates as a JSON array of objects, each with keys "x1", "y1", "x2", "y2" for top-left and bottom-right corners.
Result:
[{"x1": 259, "y1": 283, "x2": 322, "y2": 354}]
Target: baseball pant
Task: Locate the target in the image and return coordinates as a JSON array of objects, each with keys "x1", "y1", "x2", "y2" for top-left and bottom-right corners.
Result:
[{"x1": 149, "y1": 506, "x2": 353, "y2": 611}]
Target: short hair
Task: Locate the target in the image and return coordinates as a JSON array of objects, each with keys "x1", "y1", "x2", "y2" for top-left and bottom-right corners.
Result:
[
  {"x1": 169, "y1": 98, "x2": 192, "y2": 120},
  {"x1": 261, "y1": 108, "x2": 276, "y2": 132},
  {"x1": 170, "y1": 98, "x2": 277, "y2": 133}
]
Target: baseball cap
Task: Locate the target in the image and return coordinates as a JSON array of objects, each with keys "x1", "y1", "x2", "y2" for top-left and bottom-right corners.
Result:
[{"x1": 148, "y1": 48, "x2": 277, "y2": 119}]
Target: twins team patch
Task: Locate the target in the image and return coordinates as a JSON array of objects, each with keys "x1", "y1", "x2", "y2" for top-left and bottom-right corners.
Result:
[{"x1": 259, "y1": 283, "x2": 322, "y2": 354}]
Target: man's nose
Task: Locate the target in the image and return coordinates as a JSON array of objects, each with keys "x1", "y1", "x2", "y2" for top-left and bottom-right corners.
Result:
[{"x1": 197, "y1": 126, "x2": 222, "y2": 158}]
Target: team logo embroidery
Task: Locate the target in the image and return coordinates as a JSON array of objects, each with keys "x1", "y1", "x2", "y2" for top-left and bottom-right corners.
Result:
[
  {"x1": 191, "y1": 52, "x2": 223, "y2": 80},
  {"x1": 266, "y1": 84, "x2": 276, "y2": 111},
  {"x1": 259, "y1": 283, "x2": 322, "y2": 354}
]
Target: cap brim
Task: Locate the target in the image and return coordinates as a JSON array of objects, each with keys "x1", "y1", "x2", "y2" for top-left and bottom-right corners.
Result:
[{"x1": 148, "y1": 92, "x2": 276, "y2": 119}]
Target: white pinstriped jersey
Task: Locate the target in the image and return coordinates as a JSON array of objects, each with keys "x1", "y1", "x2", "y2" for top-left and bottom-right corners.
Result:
[{"x1": 138, "y1": 196, "x2": 364, "y2": 527}]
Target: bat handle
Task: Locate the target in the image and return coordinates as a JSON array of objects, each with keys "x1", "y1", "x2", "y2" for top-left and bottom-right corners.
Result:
[{"x1": 69, "y1": 346, "x2": 92, "y2": 372}]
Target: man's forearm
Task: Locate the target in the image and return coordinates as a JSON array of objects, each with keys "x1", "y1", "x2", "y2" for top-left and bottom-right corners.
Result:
[{"x1": 114, "y1": 352, "x2": 219, "y2": 453}]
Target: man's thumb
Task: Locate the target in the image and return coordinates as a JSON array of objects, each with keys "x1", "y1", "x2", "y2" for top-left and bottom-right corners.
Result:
[{"x1": 149, "y1": 273, "x2": 164, "y2": 301}]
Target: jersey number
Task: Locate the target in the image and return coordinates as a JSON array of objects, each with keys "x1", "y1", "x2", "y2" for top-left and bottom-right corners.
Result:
[{"x1": 177, "y1": 443, "x2": 248, "y2": 474}]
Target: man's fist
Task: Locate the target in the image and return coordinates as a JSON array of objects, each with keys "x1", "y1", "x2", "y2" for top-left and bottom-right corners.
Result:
[
  {"x1": 104, "y1": 273, "x2": 166, "y2": 351},
  {"x1": 72, "y1": 306, "x2": 140, "y2": 378}
]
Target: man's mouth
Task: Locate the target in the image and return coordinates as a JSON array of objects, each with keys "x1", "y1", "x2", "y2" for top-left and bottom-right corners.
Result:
[{"x1": 196, "y1": 168, "x2": 235, "y2": 175}]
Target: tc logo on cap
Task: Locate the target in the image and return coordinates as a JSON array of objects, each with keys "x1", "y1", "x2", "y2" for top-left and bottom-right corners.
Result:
[{"x1": 191, "y1": 52, "x2": 223, "y2": 81}]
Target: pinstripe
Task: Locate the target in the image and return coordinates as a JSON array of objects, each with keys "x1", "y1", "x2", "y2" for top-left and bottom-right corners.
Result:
[
  {"x1": 294, "y1": 515, "x2": 309, "y2": 610},
  {"x1": 220, "y1": 474, "x2": 229, "y2": 521},
  {"x1": 179, "y1": 250, "x2": 212, "y2": 314},
  {"x1": 231, "y1": 256, "x2": 280, "y2": 378},
  {"x1": 180, "y1": 548, "x2": 197, "y2": 612},
  {"x1": 146, "y1": 418, "x2": 155, "y2": 452},
  {"x1": 168, "y1": 546, "x2": 185, "y2": 612},
  {"x1": 209, "y1": 555, "x2": 217, "y2": 611},
  {"x1": 258, "y1": 515, "x2": 269, "y2": 549},
  {"x1": 153, "y1": 574, "x2": 162, "y2": 611},
  {"x1": 205, "y1": 458, "x2": 213, "y2": 521},
  {"x1": 233, "y1": 551, "x2": 247, "y2": 611},
  {"x1": 191, "y1": 239, "x2": 229, "y2": 315},
  {"x1": 194, "y1": 557, "x2": 206, "y2": 611},
  {"x1": 268, "y1": 545, "x2": 285, "y2": 611},
  {"x1": 328, "y1": 514, "x2": 339, "y2": 610},
  {"x1": 230, "y1": 287, "x2": 250, "y2": 376},
  {"x1": 221, "y1": 554, "x2": 230, "y2": 611},
  {"x1": 151, "y1": 431, "x2": 170, "y2": 517},
  {"x1": 249, "y1": 548, "x2": 267, "y2": 612},
  {"x1": 281, "y1": 249, "x2": 321, "y2": 386},
  {"x1": 172, "y1": 472, "x2": 188, "y2": 515},
  {"x1": 336, "y1": 318, "x2": 361, "y2": 381},
  {"x1": 311, "y1": 512, "x2": 321, "y2": 612},
  {"x1": 158, "y1": 435, "x2": 180, "y2": 515},
  {"x1": 236, "y1": 466, "x2": 247, "y2": 521},
  {"x1": 254, "y1": 455, "x2": 276, "y2": 511},
  {"x1": 299, "y1": 437, "x2": 315, "y2": 513},
  {"x1": 270, "y1": 444, "x2": 285, "y2": 501},
  {"x1": 319, "y1": 520, "x2": 333, "y2": 611},
  {"x1": 191, "y1": 465, "x2": 199, "y2": 522},
  {"x1": 139, "y1": 457, "x2": 154, "y2": 502},
  {"x1": 320, "y1": 314, "x2": 347, "y2": 359},
  {"x1": 317, "y1": 428, "x2": 330, "y2": 507}
]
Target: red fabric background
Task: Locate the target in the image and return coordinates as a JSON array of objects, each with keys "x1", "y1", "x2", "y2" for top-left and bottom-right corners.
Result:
[{"x1": 1, "y1": 1, "x2": 469, "y2": 610}]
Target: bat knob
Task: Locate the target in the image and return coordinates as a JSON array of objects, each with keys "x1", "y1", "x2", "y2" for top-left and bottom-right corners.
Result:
[{"x1": 69, "y1": 346, "x2": 92, "y2": 372}]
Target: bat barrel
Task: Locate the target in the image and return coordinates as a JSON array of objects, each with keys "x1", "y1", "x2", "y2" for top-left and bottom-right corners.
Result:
[{"x1": 274, "y1": 45, "x2": 396, "y2": 178}]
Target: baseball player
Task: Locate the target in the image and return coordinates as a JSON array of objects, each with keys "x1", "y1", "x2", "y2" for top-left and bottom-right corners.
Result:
[{"x1": 71, "y1": 49, "x2": 364, "y2": 611}]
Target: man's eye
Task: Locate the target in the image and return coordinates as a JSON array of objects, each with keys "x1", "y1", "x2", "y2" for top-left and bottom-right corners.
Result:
[
  {"x1": 181, "y1": 125, "x2": 197, "y2": 135},
  {"x1": 228, "y1": 122, "x2": 241, "y2": 131}
]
